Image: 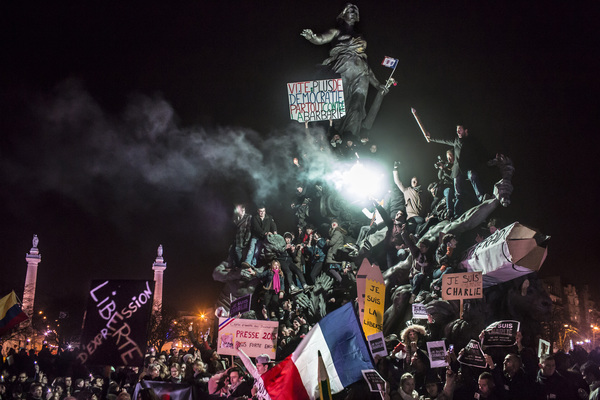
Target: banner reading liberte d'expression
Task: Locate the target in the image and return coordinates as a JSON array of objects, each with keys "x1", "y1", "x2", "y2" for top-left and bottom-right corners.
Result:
[
  {"x1": 79, "y1": 280, "x2": 155, "y2": 367},
  {"x1": 288, "y1": 79, "x2": 345, "y2": 123}
]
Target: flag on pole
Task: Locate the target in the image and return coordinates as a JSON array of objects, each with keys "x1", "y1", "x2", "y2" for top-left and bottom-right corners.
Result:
[
  {"x1": 0, "y1": 291, "x2": 28, "y2": 336},
  {"x1": 262, "y1": 303, "x2": 373, "y2": 400},
  {"x1": 381, "y1": 56, "x2": 398, "y2": 69},
  {"x1": 318, "y1": 351, "x2": 332, "y2": 400}
]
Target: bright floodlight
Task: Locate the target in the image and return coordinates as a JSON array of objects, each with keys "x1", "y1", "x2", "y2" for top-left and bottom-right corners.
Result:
[{"x1": 331, "y1": 161, "x2": 386, "y2": 204}]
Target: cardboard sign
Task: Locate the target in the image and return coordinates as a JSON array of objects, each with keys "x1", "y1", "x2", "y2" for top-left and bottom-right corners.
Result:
[
  {"x1": 361, "y1": 369, "x2": 386, "y2": 393},
  {"x1": 357, "y1": 260, "x2": 385, "y2": 337},
  {"x1": 461, "y1": 222, "x2": 548, "y2": 287},
  {"x1": 426, "y1": 341, "x2": 448, "y2": 368},
  {"x1": 78, "y1": 280, "x2": 154, "y2": 366},
  {"x1": 457, "y1": 339, "x2": 487, "y2": 369},
  {"x1": 367, "y1": 332, "x2": 388, "y2": 359},
  {"x1": 217, "y1": 317, "x2": 278, "y2": 358},
  {"x1": 412, "y1": 303, "x2": 428, "y2": 320},
  {"x1": 441, "y1": 271, "x2": 483, "y2": 300},
  {"x1": 287, "y1": 79, "x2": 345, "y2": 122},
  {"x1": 230, "y1": 294, "x2": 252, "y2": 317},
  {"x1": 482, "y1": 320, "x2": 520, "y2": 347},
  {"x1": 538, "y1": 339, "x2": 551, "y2": 358}
]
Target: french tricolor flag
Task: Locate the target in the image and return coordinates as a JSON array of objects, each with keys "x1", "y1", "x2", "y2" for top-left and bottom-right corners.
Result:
[
  {"x1": 381, "y1": 56, "x2": 398, "y2": 69},
  {"x1": 262, "y1": 303, "x2": 373, "y2": 400}
]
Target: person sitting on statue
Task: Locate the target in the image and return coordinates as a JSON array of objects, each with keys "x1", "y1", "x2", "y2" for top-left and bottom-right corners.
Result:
[
  {"x1": 400, "y1": 227, "x2": 435, "y2": 303},
  {"x1": 393, "y1": 162, "x2": 430, "y2": 235},
  {"x1": 430, "y1": 234, "x2": 461, "y2": 295},
  {"x1": 305, "y1": 228, "x2": 327, "y2": 284},
  {"x1": 301, "y1": 4, "x2": 388, "y2": 139},
  {"x1": 242, "y1": 205, "x2": 277, "y2": 268},
  {"x1": 425, "y1": 124, "x2": 487, "y2": 217},
  {"x1": 279, "y1": 232, "x2": 308, "y2": 294},
  {"x1": 341, "y1": 135, "x2": 358, "y2": 161},
  {"x1": 383, "y1": 209, "x2": 408, "y2": 268},
  {"x1": 416, "y1": 182, "x2": 446, "y2": 238}
]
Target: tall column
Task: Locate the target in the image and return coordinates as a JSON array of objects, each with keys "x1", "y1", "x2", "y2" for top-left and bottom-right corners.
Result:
[
  {"x1": 23, "y1": 234, "x2": 41, "y2": 321},
  {"x1": 152, "y1": 244, "x2": 166, "y2": 314}
]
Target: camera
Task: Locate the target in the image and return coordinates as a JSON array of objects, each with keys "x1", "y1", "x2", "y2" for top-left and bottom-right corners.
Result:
[{"x1": 434, "y1": 155, "x2": 445, "y2": 169}]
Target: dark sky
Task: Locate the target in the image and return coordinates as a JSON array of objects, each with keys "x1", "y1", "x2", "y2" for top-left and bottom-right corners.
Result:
[{"x1": 1, "y1": 2, "x2": 599, "y2": 318}]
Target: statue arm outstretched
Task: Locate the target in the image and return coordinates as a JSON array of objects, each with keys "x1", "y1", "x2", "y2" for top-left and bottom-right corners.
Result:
[{"x1": 301, "y1": 28, "x2": 339, "y2": 45}]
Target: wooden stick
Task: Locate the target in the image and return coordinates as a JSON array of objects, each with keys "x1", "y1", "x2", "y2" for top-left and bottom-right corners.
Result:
[{"x1": 411, "y1": 107, "x2": 430, "y2": 143}]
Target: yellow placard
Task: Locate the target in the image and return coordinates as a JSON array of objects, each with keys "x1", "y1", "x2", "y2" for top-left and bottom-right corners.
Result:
[{"x1": 362, "y1": 279, "x2": 385, "y2": 337}]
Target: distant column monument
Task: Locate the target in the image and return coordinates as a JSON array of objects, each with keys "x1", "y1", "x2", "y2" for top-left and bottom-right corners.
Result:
[
  {"x1": 23, "y1": 234, "x2": 41, "y2": 323},
  {"x1": 152, "y1": 244, "x2": 166, "y2": 314}
]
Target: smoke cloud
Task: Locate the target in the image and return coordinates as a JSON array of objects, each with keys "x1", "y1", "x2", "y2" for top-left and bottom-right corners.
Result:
[{"x1": 2, "y1": 79, "x2": 360, "y2": 233}]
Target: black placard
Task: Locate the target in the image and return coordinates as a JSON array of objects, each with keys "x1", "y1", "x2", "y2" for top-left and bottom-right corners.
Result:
[{"x1": 78, "y1": 280, "x2": 155, "y2": 366}]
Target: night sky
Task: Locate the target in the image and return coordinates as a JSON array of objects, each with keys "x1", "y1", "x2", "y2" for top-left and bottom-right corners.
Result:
[{"x1": 1, "y1": 2, "x2": 599, "y2": 319}]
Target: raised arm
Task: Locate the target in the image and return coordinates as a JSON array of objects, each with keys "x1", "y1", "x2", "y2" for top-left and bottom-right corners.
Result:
[
  {"x1": 301, "y1": 28, "x2": 339, "y2": 45},
  {"x1": 392, "y1": 166, "x2": 407, "y2": 193}
]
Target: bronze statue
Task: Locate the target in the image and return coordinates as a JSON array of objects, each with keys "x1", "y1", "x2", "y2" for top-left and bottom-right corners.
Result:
[{"x1": 301, "y1": 4, "x2": 389, "y2": 140}]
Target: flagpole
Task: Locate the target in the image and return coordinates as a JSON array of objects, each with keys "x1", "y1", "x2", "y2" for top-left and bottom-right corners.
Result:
[{"x1": 386, "y1": 65, "x2": 397, "y2": 89}]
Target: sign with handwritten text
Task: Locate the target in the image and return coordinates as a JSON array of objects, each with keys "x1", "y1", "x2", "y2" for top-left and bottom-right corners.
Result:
[
  {"x1": 217, "y1": 318, "x2": 278, "y2": 359},
  {"x1": 78, "y1": 280, "x2": 154, "y2": 366},
  {"x1": 287, "y1": 79, "x2": 345, "y2": 122},
  {"x1": 441, "y1": 271, "x2": 483, "y2": 300}
]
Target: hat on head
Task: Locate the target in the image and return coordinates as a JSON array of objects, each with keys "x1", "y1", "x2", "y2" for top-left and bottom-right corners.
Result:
[{"x1": 256, "y1": 354, "x2": 271, "y2": 364}]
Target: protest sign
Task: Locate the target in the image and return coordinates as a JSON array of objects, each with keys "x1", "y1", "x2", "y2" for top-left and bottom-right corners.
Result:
[
  {"x1": 426, "y1": 341, "x2": 448, "y2": 368},
  {"x1": 441, "y1": 271, "x2": 483, "y2": 301},
  {"x1": 287, "y1": 79, "x2": 345, "y2": 123},
  {"x1": 412, "y1": 303, "x2": 428, "y2": 320},
  {"x1": 230, "y1": 294, "x2": 252, "y2": 317},
  {"x1": 482, "y1": 320, "x2": 520, "y2": 347},
  {"x1": 357, "y1": 260, "x2": 385, "y2": 338},
  {"x1": 361, "y1": 369, "x2": 386, "y2": 393},
  {"x1": 367, "y1": 331, "x2": 388, "y2": 359},
  {"x1": 78, "y1": 280, "x2": 154, "y2": 366},
  {"x1": 457, "y1": 339, "x2": 487, "y2": 369},
  {"x1": 461, "y1": 222, "x2": 548, "y2": 287},
  {"x1": 217, "y1": 317, "x2": 278, "y2": 358},
  {"x1": 538, "y1": 339, "x2": 550, "y2": 358}
]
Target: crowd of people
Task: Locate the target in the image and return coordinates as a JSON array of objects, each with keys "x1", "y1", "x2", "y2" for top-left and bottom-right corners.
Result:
[
  {"x1": 1, "y1": 325, "x2": 600, "y2": 400},
  {"x1": 1, "y1": 124, "x2": 599, "y2": 400}
]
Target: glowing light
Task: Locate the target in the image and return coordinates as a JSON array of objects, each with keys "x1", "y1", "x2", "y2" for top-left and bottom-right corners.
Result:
[{"x1": 330, "y1": 161, "x2": 386, "y2": 203}]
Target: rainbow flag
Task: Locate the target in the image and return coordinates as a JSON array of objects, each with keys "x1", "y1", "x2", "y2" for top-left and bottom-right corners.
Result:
[{"x1": 0, "y1": 291, "x2": 28, "y2": 336}]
